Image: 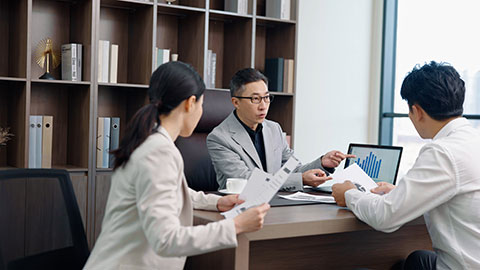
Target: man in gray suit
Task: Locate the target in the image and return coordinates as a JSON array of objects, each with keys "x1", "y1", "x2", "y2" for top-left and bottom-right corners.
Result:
[{"x1": 207, "y1": 68, "x2": 354, "y2": 191}]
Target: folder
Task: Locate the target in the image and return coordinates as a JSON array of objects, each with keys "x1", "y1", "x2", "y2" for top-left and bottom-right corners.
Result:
[
  {"x1": 28, "y1": 116, "x2": 37, "y2": 168},
  {"x1": 97, "y1": 117, "x2": 104, "y2": 168},
  {"x1": 109, "y1": 117, "x2": 120, "y2": 168},
  {"x1": 41, "y1": 116, "x2": 53, "y2": 168},
  {"x1": 103, "y1": 117, "x2": 111, "y2": 168},
  {"x1": 35, "y1": 116, "x2": 43, "y2": 169}
]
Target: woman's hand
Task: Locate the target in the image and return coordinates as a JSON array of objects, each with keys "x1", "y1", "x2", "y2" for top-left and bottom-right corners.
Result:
[
  {"x1": 233, "y1": 203, "x2": 270, "y2": 234},
  {"x1": 217, "y1": 194, "x2": 244, "y2": 212}
]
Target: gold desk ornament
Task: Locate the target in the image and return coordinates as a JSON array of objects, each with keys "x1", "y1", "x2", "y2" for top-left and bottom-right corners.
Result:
[{"x1": 35, "y1": 38, "x2": 60, "y2": 80}]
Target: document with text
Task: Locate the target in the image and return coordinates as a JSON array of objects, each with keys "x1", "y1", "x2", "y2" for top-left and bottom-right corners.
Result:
[
  {"x1": 221, "y1": 156, "x2": 300, "y2": 219},
  {"x1": 325, "y1": 163, "x2": 378, "y2": 193},
  {"x1": 278, "y1": 192, "x2": 336, "y2": 203}
]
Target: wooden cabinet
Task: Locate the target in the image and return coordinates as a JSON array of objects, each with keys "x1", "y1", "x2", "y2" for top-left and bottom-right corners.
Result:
[{"x1": 0, "y1": 0, "x2": 298, "y2": 246}]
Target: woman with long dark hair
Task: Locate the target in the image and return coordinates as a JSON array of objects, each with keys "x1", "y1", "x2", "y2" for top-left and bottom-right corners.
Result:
[{"x1": 84, "y1": 62, "x2": 270, "y2": 270}]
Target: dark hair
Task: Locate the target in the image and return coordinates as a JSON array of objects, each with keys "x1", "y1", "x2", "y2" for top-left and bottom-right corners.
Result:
[
  {"x1": 112, "y1": 61, "x2": 205, "y2": 169},
  {"x1": 229, "y1": 68, "x2": 268, "y2": 97},
  {"x1": 400, "y1": 61, "x2": 465, "y2": 121}
]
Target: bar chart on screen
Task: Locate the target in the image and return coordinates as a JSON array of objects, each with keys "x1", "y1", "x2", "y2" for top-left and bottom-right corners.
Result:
[{"x1": 353, "y1": 152, "x2": 382, "y2": 179}]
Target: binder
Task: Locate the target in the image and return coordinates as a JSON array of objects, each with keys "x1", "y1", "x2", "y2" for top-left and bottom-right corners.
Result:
[
  {"x1": 109, "y1": 117, "x2": 120, "y2": 168},
  {"x1": 97, "y1": 117, "x2": 104, "y2": 168},
  {"x1": 41, "y1": 116, "x2": 53, "y2": 168},
  {"x1": 28, "y1": 116, "x2": 37, "y2": 168},
  {"x1": 103, "y1": 117, "x2": 111, "y2": 168},
  {"x1": 35, "y1": 116, "x2": 43, "y2": 169}
]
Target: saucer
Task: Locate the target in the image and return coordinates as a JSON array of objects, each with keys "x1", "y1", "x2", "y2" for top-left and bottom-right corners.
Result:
[{"x1": 218, "y1": 189, "x2": 240, "y2": 195}]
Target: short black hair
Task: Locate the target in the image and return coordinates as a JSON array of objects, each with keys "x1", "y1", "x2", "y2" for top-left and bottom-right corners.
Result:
[
  {"x1": 229, "y1": 68, "x2": 268, "y2": 97},
  {"x1": 400, "y1": 61, "x2": 465, "y2": 121}
]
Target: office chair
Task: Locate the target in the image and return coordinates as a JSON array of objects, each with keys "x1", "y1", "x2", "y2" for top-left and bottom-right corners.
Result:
[
  {"x1": 176, "y1": 90, "x2": 233, "y2": 191},
  {"x1": 0, "y1": 169, "x2": 89, "y2": 270}
]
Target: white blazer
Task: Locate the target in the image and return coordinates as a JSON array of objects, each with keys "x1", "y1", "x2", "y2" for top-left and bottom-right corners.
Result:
[{"x1": 84, "y1": 126, "x2": 237, "y2": 270}]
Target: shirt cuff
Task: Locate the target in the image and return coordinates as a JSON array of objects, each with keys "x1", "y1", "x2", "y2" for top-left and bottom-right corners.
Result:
[
  {"x1": 204, "y1": 193, "x2": 222, "y2": 211},
  {"x1": 345, "y1": 188, "x2": 364, "y2": 209}
]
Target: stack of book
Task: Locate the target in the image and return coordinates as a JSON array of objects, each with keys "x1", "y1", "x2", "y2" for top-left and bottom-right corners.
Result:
[
  {"x1": 98, "y1": 40, "x2": 119, "y2": 83},
  {"x1": 28, "y1": 115, "x2": 53, "y2": 168},
  {"x1": 97, "y1": 117, "x2": 120, "y2": 169},
  {"x1": 154, "y1": 48, "x2": 170, "y2": 70},
  {"x1": 225, "y1": 0, "x2": 248, "y2": 15},
  {"x1": 206, "y1": 49, "x2": 217, "y2": 88},
  {"x1": 266, "y1": 0, "x2": 291, "y2": 20},
  {"x1": 61, "y1": 43, "x2": 82, "y2": 81},
  {"x1": 264, "y1": 58, "x2": 294, "y2": 93}
]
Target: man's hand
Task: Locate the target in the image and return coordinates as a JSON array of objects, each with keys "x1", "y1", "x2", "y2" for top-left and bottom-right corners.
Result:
[
  {"x1": 371, "y1": 182, "x2": 396, "y2": 195},
  {"x1": 217, "y1": 195, "x2": 244, "y2": 212},
  {"x1": 302, "y1": 169, "x2": 332, "y2": 187},
  {"x1": 321, "y1": 150, "x2": 356, "y2": 168},
  {"x1": 332, "y1": 181, "x2": 356, "y2": 207}
]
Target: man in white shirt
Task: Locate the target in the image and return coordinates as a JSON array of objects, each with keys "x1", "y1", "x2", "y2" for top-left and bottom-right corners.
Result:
[{"x1": 332, "y1": 62, "x2": 480, "y2": 270}]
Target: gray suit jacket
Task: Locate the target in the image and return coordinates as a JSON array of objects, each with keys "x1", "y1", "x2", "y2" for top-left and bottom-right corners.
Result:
[{"x1": 207, "y1": 112, "x2": 328, "y2": 191}]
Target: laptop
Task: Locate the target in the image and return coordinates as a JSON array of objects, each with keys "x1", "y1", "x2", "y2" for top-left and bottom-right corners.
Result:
[{"x1": 314, "y1": 143, "x2": 403, "y2": 193}]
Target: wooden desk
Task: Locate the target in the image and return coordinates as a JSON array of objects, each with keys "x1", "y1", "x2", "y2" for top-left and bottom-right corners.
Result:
[{"x1": 185, "y1": 204, "x2": 432, "y2": 270}]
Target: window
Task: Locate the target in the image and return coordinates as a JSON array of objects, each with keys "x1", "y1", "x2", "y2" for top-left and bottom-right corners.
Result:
[{"x1": 380, "y1": 0, "x2": 480, "y2": 179}]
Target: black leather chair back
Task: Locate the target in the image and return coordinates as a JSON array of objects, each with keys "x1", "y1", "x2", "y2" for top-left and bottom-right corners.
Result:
[
  {"x1": 176, "y1": 90, "x2": 233, "y2": 191},
  {"x1": 0, "y1": 169, "x2": 89, "y2": 270}
]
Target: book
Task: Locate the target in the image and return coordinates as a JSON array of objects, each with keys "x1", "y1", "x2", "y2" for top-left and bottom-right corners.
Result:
[
  {"x1": 28, "y1": 116, "x2": 37, "y2": 168},
  {"x1": 61, "y1": 43, "x2": 81, "y2": 81},
  {"x1": 109, "y1": 117, "x2": 120, "y2": 168},
  {"x1": 102, "y1": 117, "x2": 111, "y2": 168},
  {"x1": 206, "y1": 49, "x2": 212, "y2": 88},
  {"x1": 156, "y1": 48, "x2": 170, "y2": 69},
  {"x1": 225, "y1": 0, "x2": 248, "y2": 15},
  {"x1": 97, "y1": 117, "x2": 104, "y2": 168},
  {"x1": 109, "y1": 44, "x2": 119, "y2": 83},
  {"x1": 77, "y1": 44, "x2": 82, "y2": 82},
  {"x1": 264, "y1": 58, "x2": 284, "y2": 92},
  {"x1": 283, "y1": 59, "x2": 294, "y2": 93},
  {"x1": 34, "y1": 116, "x2": 43, "y2": 169},
  {"x1": 266, "y1": 0, "x2": 290, "y2": 20},
  {"x1": 98, "y1": 40, "x2": 110, "y2": 83},
  {"x1": 41, "y1": 116, "x2": 53, "y2": 168},
  {"x1": 211, "y1": 52, "x2": 217, "y2": 88}
]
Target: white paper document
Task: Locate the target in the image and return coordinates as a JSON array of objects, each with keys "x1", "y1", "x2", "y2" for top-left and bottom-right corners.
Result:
[
  {"x1": 221, "y1": 156, "x2": 300, "y2": 219},
  {"x1": 278, "y1": 192, "x2": 336, "y2": 203},
  {"x1": 319, "y1": 163, "x2": 378, "y2": 193}
]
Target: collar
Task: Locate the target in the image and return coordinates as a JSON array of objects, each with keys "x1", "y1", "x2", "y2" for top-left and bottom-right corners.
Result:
[
  {"x1": 157, "y1": 125, "x2": 175, "y2": 144},
  {"x1": 233, "y1": 110, "x2": 263, "y2": 135},
  {"x1": 433, "y1": 117, "x2": 470, "y2": 140}
]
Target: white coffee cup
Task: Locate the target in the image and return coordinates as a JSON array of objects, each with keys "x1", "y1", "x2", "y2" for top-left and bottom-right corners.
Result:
[{"x1": 226, "y1": 178, "x2": 247, "y2": 193}]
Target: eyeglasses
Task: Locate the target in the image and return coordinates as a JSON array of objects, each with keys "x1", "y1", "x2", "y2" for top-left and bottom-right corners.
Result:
[{"x1": 233, "y1": 94, "x2": 274, "y2": 104}]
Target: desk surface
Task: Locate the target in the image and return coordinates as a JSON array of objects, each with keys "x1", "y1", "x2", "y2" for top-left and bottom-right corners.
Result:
[{"x1": 194, "y1": 202, "x2": 425, "y2": 241}]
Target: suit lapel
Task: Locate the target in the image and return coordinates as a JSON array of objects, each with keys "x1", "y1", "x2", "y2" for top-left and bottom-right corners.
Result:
[
  {"x1": 227, "y1": 113, "x2": 264, "y2": 170},
  {"x1": 262, "y1": 122, "x2": 275, "y2": 173}
]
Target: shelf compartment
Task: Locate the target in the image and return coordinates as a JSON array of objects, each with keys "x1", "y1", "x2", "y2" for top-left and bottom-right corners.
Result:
[
  {"x1": 0, "y1": 0, "x2": 28, "y2": 78},
  {"x1": 158, "y1": 0, "x2": 205, "y2": 9},
  {"x1": 30, "y1": 82, "x2": 90, "y2": 169},
  {"x1": 209, "y1": 0, "x2": 253, "y2": 15},
  {"x1": 100, "y1": 1, "x2": 154, "y2": 85},
  {"x1": 255, "y1": 21, "x2": 295, "y2": 72},
  {"x1": 31, "y1": 0, "x2": 93, "y2": 81},
  {"x1": 97, "y1": 85, "x2": 149, "y2": 147},
  {"x1": 208, "y1": 15, "x2": 252, "y2": 89},
  {"x1": 267, "y1": 94, "x2": 293, "y2": 135},
  {"x1": 0, "y1": 81, "x2": 27, "y2": 168},
  {"x1": 156, "y1": 7, "x2": 205, "y2": 76},
  {"x1": 256, "y1": 0, "x2": 296, "y2": 21}
]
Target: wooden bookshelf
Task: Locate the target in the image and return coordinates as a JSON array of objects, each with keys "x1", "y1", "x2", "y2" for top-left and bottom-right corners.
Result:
[{"x1": 1, "y1": 0, "x2": 298, "y2": 247}]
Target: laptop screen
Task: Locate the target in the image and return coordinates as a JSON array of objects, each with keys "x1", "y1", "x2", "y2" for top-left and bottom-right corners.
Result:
[{"x1": 345, "y1": 143, "x2": 403, "y2": 185}]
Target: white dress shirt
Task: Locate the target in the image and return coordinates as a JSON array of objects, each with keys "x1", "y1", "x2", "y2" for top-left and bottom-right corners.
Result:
[
  {"x1": 345, "y1": 118, "x2": 480, "y2": 270},
  {"x1": 84, "y1": 127, "x2": 237, "y2": 270}
]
